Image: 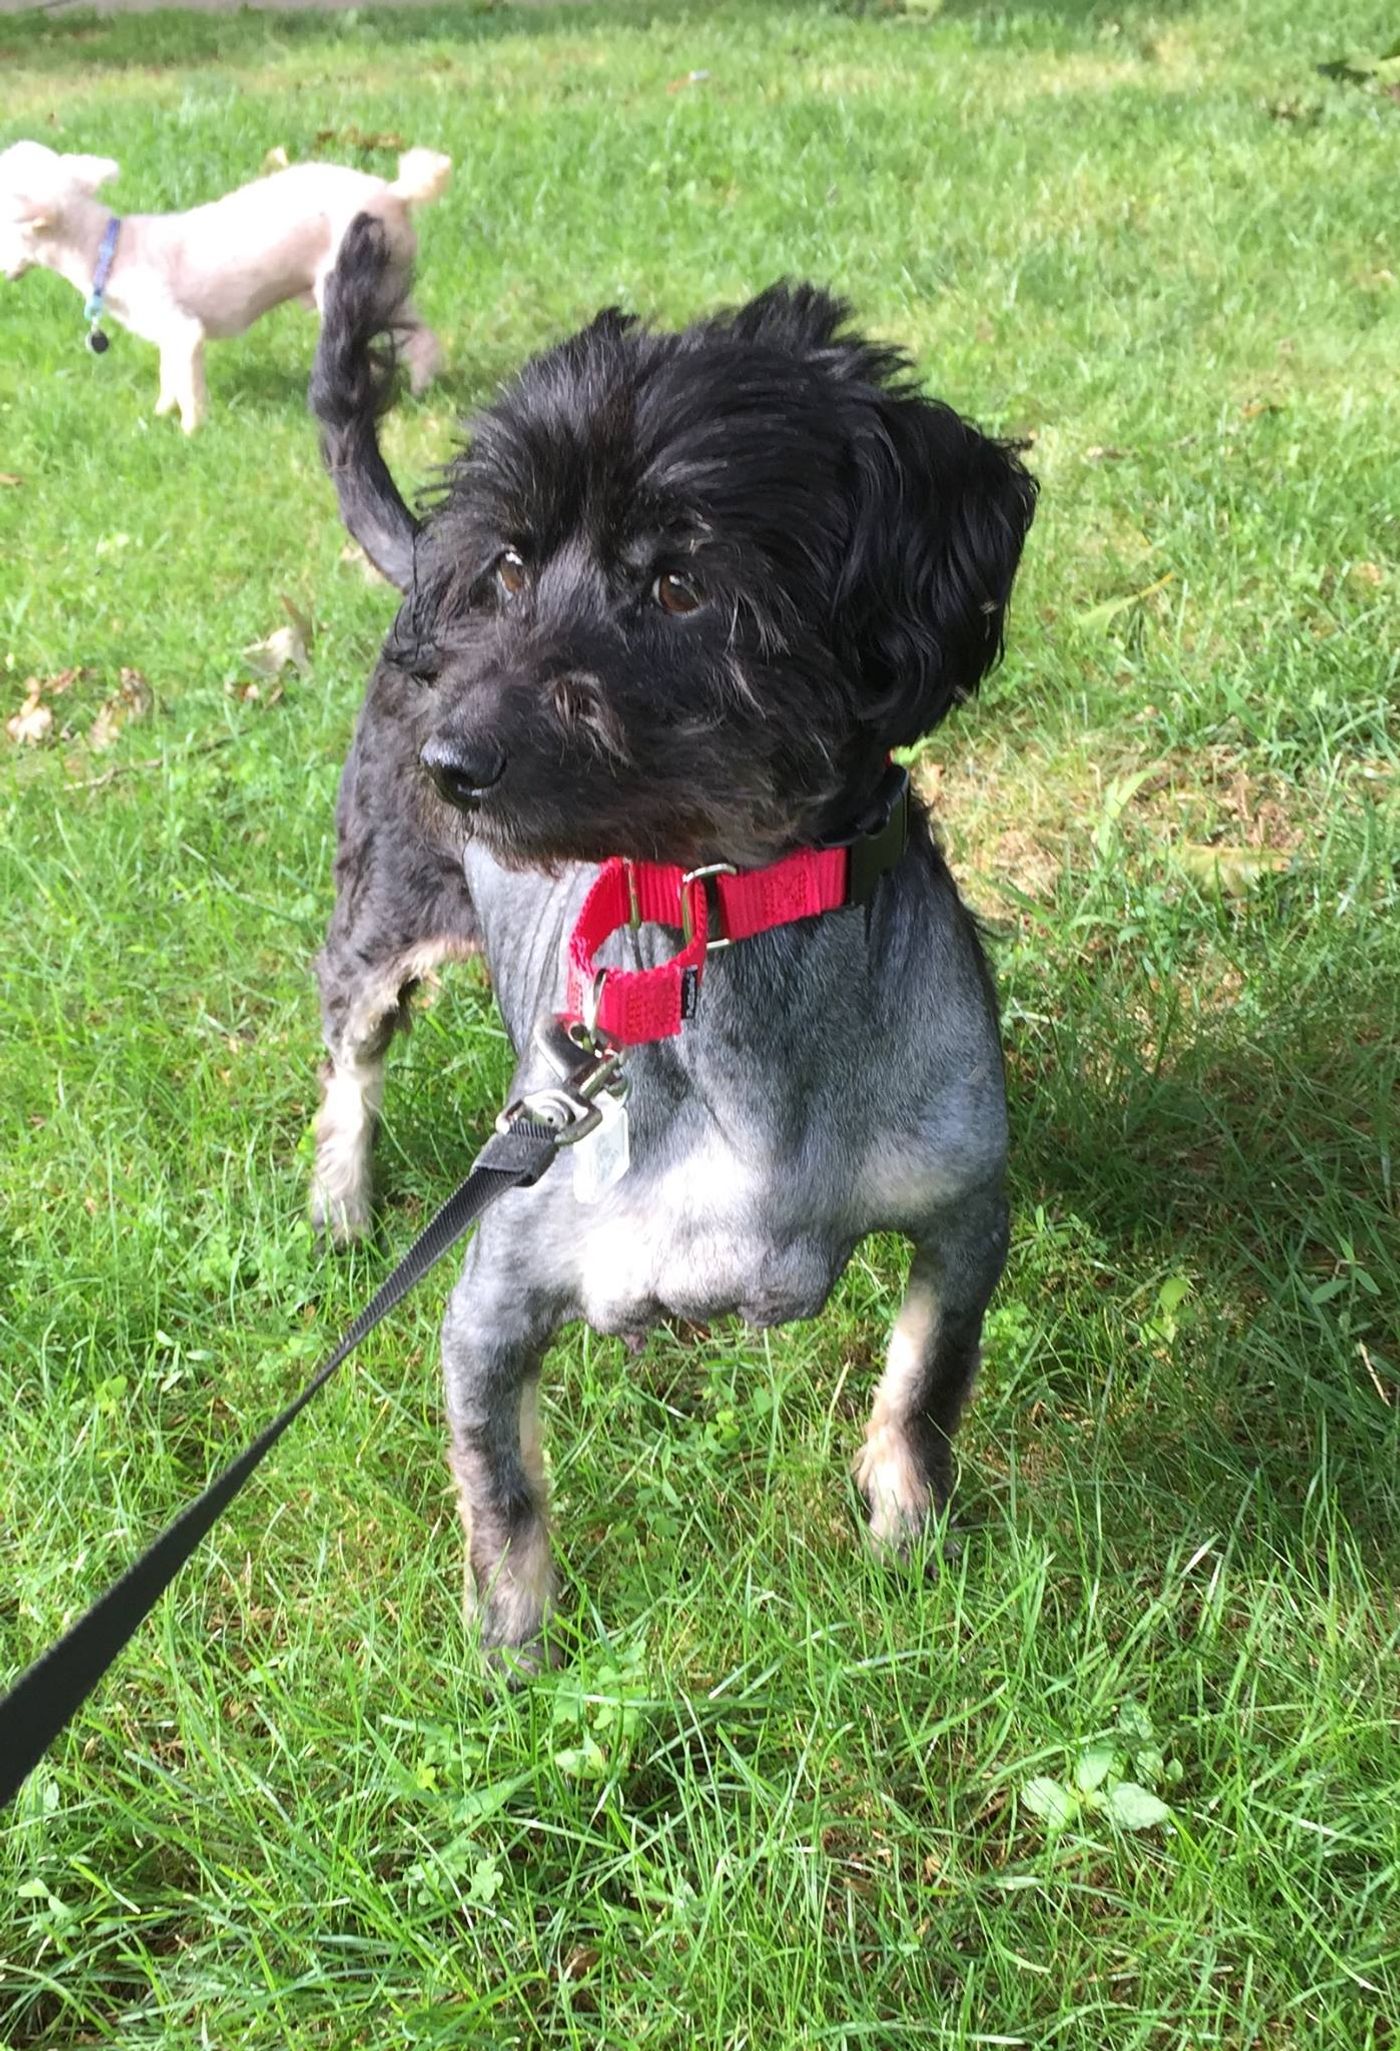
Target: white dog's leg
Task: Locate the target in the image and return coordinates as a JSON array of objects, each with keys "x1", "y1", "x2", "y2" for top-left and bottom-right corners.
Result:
[
  {"x1": 395, "y1": 304, "x2": 442, "y2": 395},
  {"x1": 158, "y1": 322, "x2": 207, "y2": 434},
  {"x1": 180, "y1": 337, "x2": 208, "y2": 434}
]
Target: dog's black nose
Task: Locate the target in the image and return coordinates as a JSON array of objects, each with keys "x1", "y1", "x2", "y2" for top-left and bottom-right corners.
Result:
[{"x1": 421, "y1": 735, "x2": 506, "y2": 811}]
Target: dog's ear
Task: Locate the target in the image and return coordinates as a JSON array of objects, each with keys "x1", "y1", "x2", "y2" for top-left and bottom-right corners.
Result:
[
  {"x1": 837, "y1": 387, "x2": 1037, "y2": 745},
  {"x1": 724, "y1": 287, "x2": 1036, "y2": 740},
  {"x1": 719, "y1": 280, "x2": 855, "y2": 360},
  {"x1": 63, "y1": 153, "x2": 120, "y2": 196},
  {"x1": 0, "y1": 143, "x2": 57, "y2": 224}
]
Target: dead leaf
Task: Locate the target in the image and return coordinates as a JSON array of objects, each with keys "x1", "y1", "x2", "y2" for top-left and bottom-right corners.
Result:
[
  {"x1": 0, "y1": 472, "x2": 22, "y2": 487},
  {"x1": 315, "y1": 125, "x2": 406, "y2": 152},
  {"x1": 241, "y1": 631, "x2": 299, "y2": 677},
  {"x1": 6, "y1": 667, "x2": 86, "y2": 744},
  {"x1": 7, "y1": 685, "x2": 52, "y2": 745},
  {"x1": 225, "y1": 677, "x2": 283, "y2": 707},
  {"x1": 339, "y1": 540, "x2": 389, "y2": 585},
  {"x1": 1349, "y1": 561, "x2": 1385, "y2": 588},
  {"x1": 87, "y1": 668, "x2": 152, "y2": 752},
  {"x1": 280, "y1": 593, "x2": 314, "y2": 645},
  {"x1": 1175, "y1": 844, "x2": 1291, "y2": 897},
  {"x1": 666, "y1": 68, "x2": 711, "y2": 92},
  {"x1": 1083, "y1": 445, "x2": 1131, "y2": 462},
  {"x1": 260, "y1": 144, "x2": 290, "y2": 174},
  {"x1": 1266, "y1": 98, "x2": 1321, "y2": 125},
  {"x1": 1075, "y1": 571, "x2": 1175, "y2": 633},
  {"x1": 243, "y1": 598, "x2": 312, "y2": 678}
]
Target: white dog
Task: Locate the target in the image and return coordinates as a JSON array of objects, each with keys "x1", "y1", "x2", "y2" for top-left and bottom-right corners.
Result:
[{"x1": 0, "y1": 141, "x2": 451, "y2": 432}]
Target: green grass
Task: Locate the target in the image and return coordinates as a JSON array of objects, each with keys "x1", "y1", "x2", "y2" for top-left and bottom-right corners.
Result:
[{"x1": 2, "y1": 0, "x2": 1398, "y2": 2043}]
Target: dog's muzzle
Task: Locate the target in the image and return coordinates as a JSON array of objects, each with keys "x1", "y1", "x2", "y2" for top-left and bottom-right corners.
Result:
[{"x1": 421, "y1": 734, "x2": 506, "y2": 812}]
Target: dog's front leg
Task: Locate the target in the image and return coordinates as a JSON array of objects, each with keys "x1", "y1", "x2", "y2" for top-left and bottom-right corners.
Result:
[
  {"x1": 855, "y1": 1188, "x2": 1009, "y2": 1563},
  {"x1": 310, "y1": 985, "x2": 398, "y2": 1245},
  {"x1": 442, "y1": 1224, "x2": 561, "y2": 1678},
  {"x1": 310, "y1": 919, "x2": 415, "y2": 1243},
  {"x1": 156, "y1": 321, "x2": 206, "y2": 433}
]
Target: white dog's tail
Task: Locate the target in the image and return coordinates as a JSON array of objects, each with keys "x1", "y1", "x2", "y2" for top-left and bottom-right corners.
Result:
[{"x1": 390, "y1": 148, "x2": 452, "y2": 207}]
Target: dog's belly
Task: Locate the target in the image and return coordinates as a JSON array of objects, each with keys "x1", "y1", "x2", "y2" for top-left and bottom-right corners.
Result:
[
  {"x1": 577, "y1": 1225, "x2": 840, "y2": 1333},
  {"x1": 568, "y1": 1146, "x2": 848, "y2": 1334}
]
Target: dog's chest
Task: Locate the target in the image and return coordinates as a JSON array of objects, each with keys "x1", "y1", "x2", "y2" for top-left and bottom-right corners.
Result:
[
  {"x1": 558, "y1": 1126, "x2": 850, "y2": 1334},
  {"x1": 108, "y1": 270, "x2": 181, "y2": 345}
]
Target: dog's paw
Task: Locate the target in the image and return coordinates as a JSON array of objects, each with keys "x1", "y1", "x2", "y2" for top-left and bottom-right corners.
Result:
[
  {"x1": 308, "y1": 1177, "x2": 373, "y2": 1247},
  {"x1": 309, "y1": 1074, "x2": 378, "y2": 1244},
  {"x1": 864, "y1": 1509, "x2": 959, "y2": 1583},
  {"x1": 475, "y1": 1600, "x2": 561, "y2": 1689},
  {"x1": 854, "y1": 1444, "x2": 958, "y2": 1582},
  {"x1": 466, "y1": 1533, "x2": 559, "y2": 1684},
  {"x1": 478, "y1": 1628, "x2": 559, "y2": 1691}
]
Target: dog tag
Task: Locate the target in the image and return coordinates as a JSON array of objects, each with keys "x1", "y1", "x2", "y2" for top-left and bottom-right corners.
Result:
[{"x1": 572, "y1": 1090, "x2": 630, "y2": 1202}]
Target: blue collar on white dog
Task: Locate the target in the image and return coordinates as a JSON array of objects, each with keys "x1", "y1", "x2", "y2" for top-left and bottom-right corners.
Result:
[{"x1": 84, "y1": 215, "x2": 121, "y2": 354}]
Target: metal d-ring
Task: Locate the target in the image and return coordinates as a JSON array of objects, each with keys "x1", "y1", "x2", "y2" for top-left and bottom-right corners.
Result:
[
  {"x1": 582, "y1": 967, "x2": 609, "y2": 1037},
  {"x1": 680, "y1": 861, "x2": 737, "y2": 949}
]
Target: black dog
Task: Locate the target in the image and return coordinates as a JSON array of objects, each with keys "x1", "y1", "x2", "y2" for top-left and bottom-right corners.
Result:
[{"x1": 309, "y1": 216, "x2": 1035, "y2": 1669}]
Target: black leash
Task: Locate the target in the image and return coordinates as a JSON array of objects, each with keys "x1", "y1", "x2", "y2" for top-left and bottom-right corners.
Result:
[{"x1": 0, "y1": 1115, "x2": 560, "y2": 1811}]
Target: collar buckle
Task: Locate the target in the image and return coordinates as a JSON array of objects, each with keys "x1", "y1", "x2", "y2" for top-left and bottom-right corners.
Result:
[{"x1": 829, "y1": 763, "x2": 910, "y2": 907}]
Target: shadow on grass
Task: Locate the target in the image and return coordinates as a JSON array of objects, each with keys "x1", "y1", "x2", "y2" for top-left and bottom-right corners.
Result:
[
  {"x1": 1002, "y1": 918, "x2": 1399, "y2": 1549},
  {"x1": 212, "y1": 356, "x2": 494, "y2": 443},
  {"x1": 361, "y1": 892, "x2": 1398, "y2": 1573}
]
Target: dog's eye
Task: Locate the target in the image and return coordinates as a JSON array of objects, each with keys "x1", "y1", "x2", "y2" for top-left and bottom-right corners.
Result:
[
  {"x1": 496, "y1": 549, "x2": 527, "y2": 599},
  {"x1": 653, "y1": 570, "x2": 704, "y2": 617}
]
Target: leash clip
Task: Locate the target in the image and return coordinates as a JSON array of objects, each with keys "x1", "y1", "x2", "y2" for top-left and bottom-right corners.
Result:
[{"x1": 497, "y1": 1024, "x2": 629, "y2": 1148}]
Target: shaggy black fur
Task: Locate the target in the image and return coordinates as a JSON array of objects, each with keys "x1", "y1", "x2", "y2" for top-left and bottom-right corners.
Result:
[{"x1": 316, "y1": 216, "x2": 1035, "y2": 871}]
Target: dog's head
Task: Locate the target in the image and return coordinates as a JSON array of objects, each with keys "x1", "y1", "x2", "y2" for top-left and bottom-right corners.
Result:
[
  {"x1": 0, "y1": 142, "x2": 119, "y2": 281},
  {"x1": 391, "y1": 283, "x2": 1036, "y2": 869}
]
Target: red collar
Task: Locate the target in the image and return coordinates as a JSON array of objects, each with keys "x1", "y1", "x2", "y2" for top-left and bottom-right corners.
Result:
[{"x1": 562, "y1": 765, "x2": 910, "y2": 1046}]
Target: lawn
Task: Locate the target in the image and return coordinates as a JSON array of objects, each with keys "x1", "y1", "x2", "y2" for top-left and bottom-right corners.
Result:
[{"x1": 1, "y1": 0, "x2": 1397, "y2": 2043}]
